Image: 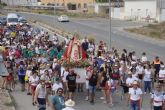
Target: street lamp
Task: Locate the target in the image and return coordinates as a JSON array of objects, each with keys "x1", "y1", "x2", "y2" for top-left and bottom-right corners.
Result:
[
  {"x1": 54, "y1": 0, "x2": 56, "y2": 27},
  {"x1": 131, "y1": 8, "x2": 133, "y2": 20},
  {"x1": 12, "y1": 0, "x2": 14, "y2": 7},
  {"x1": 160, "y1": 0, "x2": 162, "y2": 21},
  {"x1": 109, "y1": 0, "x2": 112, "y2": 50}
]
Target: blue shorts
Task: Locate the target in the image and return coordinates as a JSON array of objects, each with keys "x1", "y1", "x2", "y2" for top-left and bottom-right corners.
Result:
[
  {"x1": 89, "y1": 85, "x2": 96, "y2": 93},
  {"x1": 18, "y1": 75, "x2": 25, "y2": 84}
]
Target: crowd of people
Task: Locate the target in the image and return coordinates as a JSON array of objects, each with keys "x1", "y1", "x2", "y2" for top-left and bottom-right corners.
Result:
[{"x1": 0, "y1": 21, "x2": 165, "y2": 110}]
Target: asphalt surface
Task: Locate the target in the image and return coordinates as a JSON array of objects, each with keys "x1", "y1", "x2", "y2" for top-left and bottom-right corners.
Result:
[
  {"x1": 17, "y1": 12, "x2": 165, "y2": 62},
  {"x1": 11, "y1": 84, "x2": 151, "y2": 110}
]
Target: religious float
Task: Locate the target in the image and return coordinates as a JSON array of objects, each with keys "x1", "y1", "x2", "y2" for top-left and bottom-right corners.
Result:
[{"x1": 62, "y1": 37, "x2": 90, "y2": 83}]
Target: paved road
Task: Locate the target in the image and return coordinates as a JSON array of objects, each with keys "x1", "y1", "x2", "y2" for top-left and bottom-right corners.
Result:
[
  {"x1": 17, "y1": 12, "x2": 165, "y2": 62},
  {"x1": 11, "y1": 84, "x2": 151, "y2": 110}
]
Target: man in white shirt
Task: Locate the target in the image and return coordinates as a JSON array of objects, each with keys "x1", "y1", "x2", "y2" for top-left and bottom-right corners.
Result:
[
  {"x1": 151, "y1": 84, "x2": 165, "y2": 110},
  {"x1": 128, "y1": 81, "x2": 143, "y2": 110},
  {"x1": 158, "y1": 65, "x2": 165, "y2": 90},
  {"x1": 125, "y1": 71, "x2": 134, "y2": 105},
  {"x1": 52, "y1": 78, "x2": 63, "y2": 95},
  {"x1": 141, "y1": 52, "x2": 148, "y2": 64},
  {"x1": 136, "y1": 63, "x2": 144, "y2": 81}
]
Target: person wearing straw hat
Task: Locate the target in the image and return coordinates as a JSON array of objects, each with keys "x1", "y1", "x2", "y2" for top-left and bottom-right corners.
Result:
[
  {"x1": 128, "y1": 80, "x2": 143, "y2": 110},
  {"x1": 62, "y1": 99, "x2": 75, "y2": 110}
]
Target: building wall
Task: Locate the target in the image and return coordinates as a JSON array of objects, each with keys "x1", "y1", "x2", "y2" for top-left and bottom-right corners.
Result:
[
  {"x1": 160, "y1": 9, "x2": 165, "y2": 21},
  {"x1": 124, "y1": 0, "x2": 157, "y2": 21},
  {"x1": 1, "y1": 0, "x2": 38, "y2": 6},
  {"x1": 41, "y1": 0, "x2": 94, "y2": 10}
]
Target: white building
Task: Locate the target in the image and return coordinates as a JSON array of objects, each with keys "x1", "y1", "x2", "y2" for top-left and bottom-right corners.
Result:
[
  {"x1": 89, "y1": 0, "x2": 165, "y2": 22},
  {"x1": 88, "y1": 0, "x2": 125, "y2": 19},
  {"x1": 124, "y1": 0, "x2": 165, "y2": 22}
]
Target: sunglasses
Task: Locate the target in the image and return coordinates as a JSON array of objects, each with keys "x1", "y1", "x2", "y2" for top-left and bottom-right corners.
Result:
[{"x1": 134, "y1": 90, "x2": 136, "y2": 95}]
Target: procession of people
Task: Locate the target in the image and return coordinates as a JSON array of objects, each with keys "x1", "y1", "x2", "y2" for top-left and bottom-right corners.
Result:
[{"x1": 0, "y1": 20, "x2": 165, "y2": 110}]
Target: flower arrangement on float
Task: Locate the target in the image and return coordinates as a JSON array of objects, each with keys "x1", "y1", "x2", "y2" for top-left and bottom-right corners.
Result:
[{"x1": 62, "y1": 60, "x2": 90, "y2": 68}]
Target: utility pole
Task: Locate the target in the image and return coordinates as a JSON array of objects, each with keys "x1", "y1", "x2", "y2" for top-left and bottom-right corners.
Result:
[
  {"x1": 54, "y1": 0, "x2": 56, "y2": 27},
  {"x1": 109, "y1": 0, "x2": 112, "y2": 50},
  {"x1": 63, "y1": 0, "x2": 65, "y2": 10},
  {"x1": 12, "y1": 0, "x2": 14, "y2": 7}
]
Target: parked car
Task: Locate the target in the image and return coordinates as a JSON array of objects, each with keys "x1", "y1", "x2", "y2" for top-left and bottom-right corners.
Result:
[
  {"x1": 7, "y1": 13, "x2": 19, "y2": 26},
  {"x1": 58, "y1": 15, "x2": 69, "y2": 22},
  {"x1": 0, "y1": 17, "x2": 7, "y2": 26},
  {"x1": 19, "y1": 18, "x2": 28, "y2": 25}
]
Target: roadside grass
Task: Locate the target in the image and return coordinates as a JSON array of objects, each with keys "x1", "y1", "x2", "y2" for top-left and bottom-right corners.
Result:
[
  {"x1": 4, "y1": 7, "x2": 108, "y2": 18},
  {"x1": 124, "y1": 22, "x2": 165, "y2": 40}
]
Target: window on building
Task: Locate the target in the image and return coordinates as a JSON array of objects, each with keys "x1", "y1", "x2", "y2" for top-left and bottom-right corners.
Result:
[
  {"x1": 84, "y1": 3, "x2": 87, "y2": 8},
  {"x1": 78, "y1": 3, "x2": 81, "y2": 9},
  {"x1": 67, "y1": 3, "x2": 76, "y2": 10}
]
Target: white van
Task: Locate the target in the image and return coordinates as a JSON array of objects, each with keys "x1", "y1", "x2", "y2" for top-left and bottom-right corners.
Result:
[{"x1": 7, "y1": 13, "x2": 19, "y2": 26}]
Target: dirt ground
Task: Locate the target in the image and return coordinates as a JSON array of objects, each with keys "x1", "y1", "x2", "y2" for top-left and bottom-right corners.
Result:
[
  {"x1": 125, "y1": 22, "x2": 165, "y2": 40},
  {"x1": 0, "y1": 77, "x2": 15, "y2": 110}
]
